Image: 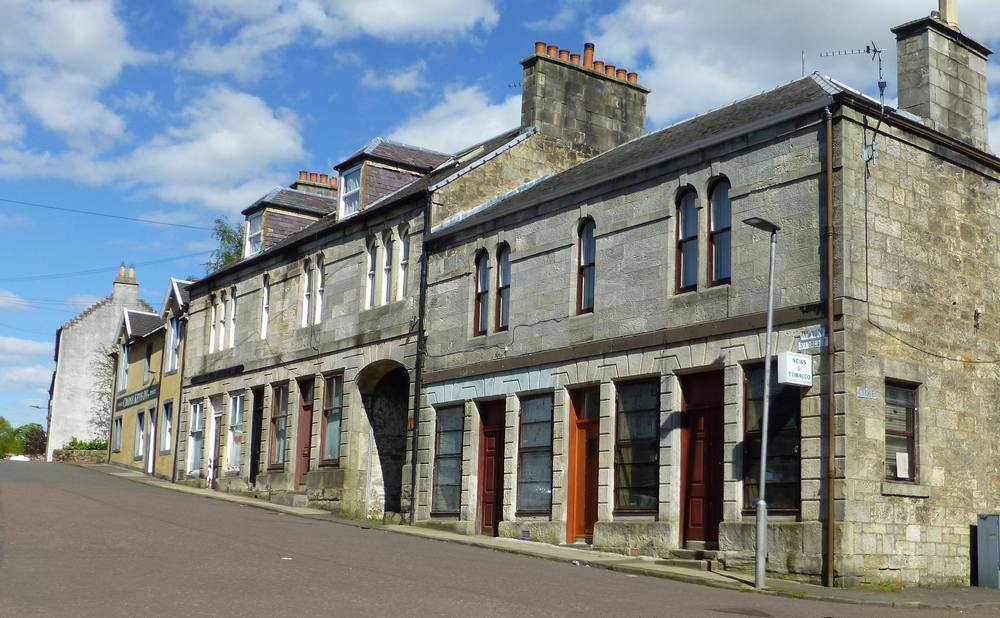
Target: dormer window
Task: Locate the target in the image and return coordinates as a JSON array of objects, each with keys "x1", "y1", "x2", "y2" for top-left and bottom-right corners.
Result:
[
  {"x1": 341, "y1": 165, "x2": 363, "y2": 218},
  {"x1": 246, "y1": 212, "x2": 263, "y2": 257}
]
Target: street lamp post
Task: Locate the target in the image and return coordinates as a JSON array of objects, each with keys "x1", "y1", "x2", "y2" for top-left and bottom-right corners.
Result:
[{"x1": 743, "y1": 216, "x2": 780, "y2": 590}]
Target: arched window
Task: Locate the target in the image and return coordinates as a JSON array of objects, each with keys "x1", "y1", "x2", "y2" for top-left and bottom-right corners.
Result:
[
  {"x1": 314, "y1": 254, "x2": 324, "y2": 324},
  {"x1": 260, "y1": 274, "x2": 270, "y2": 339},
  {"x1": 218, "y1": 291, "x2": 227, "y2": 348},
  {"x1": 301, "y1": 258, "x2": 312, "y2": 327},
  {"x1": 382, "y1": 231, "x2": 393, "y2": 305},
  {"x1": 397, "y1": 225, "x2": 409, "y2": 300},
  {"x1": 676, "y1": 190, "x2": 698, "y2": 292},
  {"x1": 496, "y1": 244, "x2": 511, "y2": 331},
  {"x1": 365, "y1": 237, "x2": 377, "y2": 310},
  {"x1": 474, "y1": 251, "x2": 490, "y2": 336},
  {"x1": 577, "y1": 219, "x2": 596, "y2": 313},
  {"x1": 228, "y1": 285, "x2": 237, "y2": 348},
  {"x1": 709, "y1": 179, "x2": 731, "y2": 285}
]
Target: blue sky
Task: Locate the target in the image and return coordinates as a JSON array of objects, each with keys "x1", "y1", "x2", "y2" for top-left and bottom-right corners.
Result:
[{"x1": 0, "y1": 0, "x2": 997, "y2": 431}]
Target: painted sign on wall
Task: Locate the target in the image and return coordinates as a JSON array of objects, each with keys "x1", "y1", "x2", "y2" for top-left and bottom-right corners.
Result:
[{"x1": 777, "y1": 352, "x2": 813, "y2": 387}]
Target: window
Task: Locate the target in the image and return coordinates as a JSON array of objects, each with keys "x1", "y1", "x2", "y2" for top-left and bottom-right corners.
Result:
[
  {"x1": 743, "y1": 364, "x2": 801, "y2": 512},
  {"x1": 398, "y1": 225, "x2": 409, "y2": 300},
  {"x1": 365, "y1": 238, "x2": 377, "y2": 310},
  {"x1": 320, "y1": 374, "x2": 344, "y2": 464},
  {"x1": 226, "y1": 287, "x2": 236, "y2": 348},
  {"x1": 188, "y1": 401, "x2": 204, "y2": 473},
  {"x1": 577, "y1": 219, "x2": 596, "y2": 313},
  {"x1": 382, "y1": 231, "x2": 393, "y2": 305},
  {"x1": 112, "y1": 417, "x2": 122, "y2": 452},
  {"x1": 166, "y1": 316, "x2": 182, "y2": 373},
  {"x1": 269, "y1": 384, "x2": 289, "y2": 469},
  {"x1": 260, "y1": 274, "x2": 270, "y2": 339},
  {"x1": 709, "y1": 180, "x2": 731, "y2": 285},
  {"x1": 246, "y1": 212, "x2": 263, "y2": 256},
  {"x1": 341, "y1": 165, "x2": 362, "y2": 217},
  {"x1": 161, "y1": 402, "x2": 173, "y2": 453},
  {"x1": 134, "y1": 411, "x2": 145, "y2": 459},
  {"x1": 432, "y1": 406, "x2": 464, "y2": 515},
  {"x1": 517, "y1": 394, "x2": 553, "y2": 513},
  {"x1": 217, "y1": 292, "x2": 227, "y2": 351},
  {"x1": 677, "y1": 190, "x2": 698, "y2": 292},
  {"x1": 885, "y1": 383, "x2": 917, "y2": 481},
  {"x1": 227, "y1": 392, "x2": 245, "y2": 473},
  {"x1": 301, "y1": 258, "x2": 312, "y2": 328},
  {"x1": 474, "y1": 251, "x2": 489, "y2": 336},
  {"x1": 143, "y1": 345, "x2": 152, "y2": 383},
  {"x1": 614, "y1": 380, "x2": 660, "y2": 512},
  {"x1": 314, "y1": 255, "x2": 324, "y2": 325},
  {"x1": 496, "y1": 244, "x2": 510, "y2": 331},
  {"x1": 208, "y1": 295, "x2": 217, "y2": 353},
  {"x1": 117, "y1": 344, "x2": 128, "y2": 391}
]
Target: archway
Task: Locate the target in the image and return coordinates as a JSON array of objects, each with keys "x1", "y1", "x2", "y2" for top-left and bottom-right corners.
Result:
[{"x1": 357, "y1": 361, "x2": 410, "y2": 519}]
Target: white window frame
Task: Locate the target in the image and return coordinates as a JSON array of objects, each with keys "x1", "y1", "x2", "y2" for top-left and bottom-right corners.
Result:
[
  {"x1": 112, "y1": 417, "x2": 123, "y2": 452},
  {"x1": 381, "y1": 231, "x2": 393, "y2": 305},
  {"x1": 398, "y1": 225, "x2": 409, "y2": 300},
  {"x1": 161, "y1": 402, "x2": 173, "y2": 453},
  {"x1": 260, "y1": 274, "x2": 269, "y2": 339},
  {"x1": 245, "y1": 212, "x2": 263, "y2": 257},
  {"x1": 208, "y1": 296, "x2": 217, "y2": 353},
  {"x1": 143, "y1": 344, "x2": 151, "y2": 383},
  {"x1": 301, "y1": 258, "x2": 312, "y2": 328},
  {"x1": 188, "y1": 401, "x2": 205, "y2": 473},
  {"x1": 365, "y1": 238, "x2": 377, "y2": 310},
  {"x1": 166, "y1": 317, "x2": 179, "y2": 372},
  {"x1": 340, "y1": 165, "x2": 363, "y2": 218},
  {"x1": 228, "y1": 286, "x2": 237, "y2": 349},
  {"x1": 217, "y1": 292, "x2": 227, "y2": 351},
  {"x1": 134, "y1": 411, "x2": 145, "y2": 459},
  {"x1": 117, "y1": 343, "x2": 128, "y2": 392},
  {"x1": 314, "y1": 254, "x2": 324, "y2": 325},
  {"x1": 226, "y1": 392, "x2": 245, "y2": 473}
]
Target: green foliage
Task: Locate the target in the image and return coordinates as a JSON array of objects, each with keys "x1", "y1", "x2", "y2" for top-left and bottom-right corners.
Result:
[
  {"x1": 14, "y1": 423, "x2": 46, "y2": 456},
  {"x1": 0, "y1": 416, "x2": 23, "y2": 457},
  {"x1": 62, "y1": 436, "x2": 108, "y2": 451},
  {"x1": 88, "y1": 345, "x2": 114, "y2": 441},
  {"x1": 205, "y1": 217, "x2": 243, "y2": 274}
]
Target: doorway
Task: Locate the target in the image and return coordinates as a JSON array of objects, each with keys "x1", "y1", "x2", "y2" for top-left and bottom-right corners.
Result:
[
  {"x1": 145, "y1": 407, "x2": 156, "y2": 475},
  {"x1": 477, "y1": 401, "x2": 505, "y2": 536},
  {"x1": 208, "y1": 396, "x2": 223, "y2": 487},
  {"x1": 357, "y1": 362, "x2": 410, "y2": 519},
  {"x1": 680, "y1": 371, "x2": 725, "y2": 547},
  {"x1": 295, "y1": 379, "x2": 314, "y2": 488},
  {"x1": 567, "y1": 387, "x2": 600, "y2": 543},
  {"x1": 249, "y1": 387, "x2": 264, "y2": 486}
]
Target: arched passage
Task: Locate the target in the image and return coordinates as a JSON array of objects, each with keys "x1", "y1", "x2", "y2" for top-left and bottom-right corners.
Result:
[{"x1": 356, "y1": 361, "x2": 410, "y2": 518}]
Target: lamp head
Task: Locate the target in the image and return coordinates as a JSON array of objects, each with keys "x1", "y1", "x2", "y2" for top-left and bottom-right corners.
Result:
[{"x1": 742, "y1": 216, "x2": 780, "y2": 233}]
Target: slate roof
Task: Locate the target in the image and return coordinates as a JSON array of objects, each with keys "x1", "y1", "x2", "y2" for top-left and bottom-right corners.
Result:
[
  {"x1": 335, "y1": 137, "x2": 451, "y2": 172},
  {"x1": 124, "y1": 309, "x2": 165, "y2": 339},
  {"x1": 432, "y1": 75, "x2": 841, "y2": 236},
  {"x1": 241, "y1": 187, "x2": 338, "y2": 217}
]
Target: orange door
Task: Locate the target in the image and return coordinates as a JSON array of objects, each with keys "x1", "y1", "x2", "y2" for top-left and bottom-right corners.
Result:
[
  {"x1": 477, "y1": 402, "x2": 505, "y2": 536},
  {"x1": 680, "y1": 372, "x2": 725, "y2": 544},
  {"x1": 567, "y1": 388, "x2": 600, "y2": 543},
  {"x1": 295, "y1": 380, "x2": 314, "y2": 489}
]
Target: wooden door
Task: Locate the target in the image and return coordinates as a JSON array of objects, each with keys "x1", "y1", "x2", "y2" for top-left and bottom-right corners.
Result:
[
  {"x1": 567, "y1": 388, "x2": 600, "y2": 543},
  {"x1": 680, "y1": 371, "x2": 725, "y2": 545},
  {"x1": 249, "y1": 388, "x2": 264, "y2": 486},
  {"x1": 295, "y1": 380, "x2": 314, "y2": 489},
  {"x1": 477, "y1": 401, "x2": 505, "y2": 536}
]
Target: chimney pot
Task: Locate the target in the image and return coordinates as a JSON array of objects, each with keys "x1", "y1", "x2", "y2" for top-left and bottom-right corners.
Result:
[
  {"x1": 298, "y1": 170, "x2": 307, "y2": 181},
  {"x1": 310, "y1": 172, "x2": 318, "y2": 182},
  {"x1": 127, "y1": 265, "x2": 136, "y2": 281},
  {"x1": 594, "y1": 60, "x2": 604, "y2": 72},
  {"x1": 118, "y1": 263, "x2": 126, "y2": 278},
  {"x1": 558, "y1": 49, "x2": 570, "y2": 61},
  {"x1": 627, "y1": 71, "x2": 638, "y2": 85},
  {"x1": 583, "y1": 43, "x2": 595, "y2": 68},
  {"x1": 616, "y1": 68, "x2": 627, "y2": 80},
  {"x1": 547, "y1": 44, "x2": 558, "y2": 57},
  {"x1": 319, "y1": 173, "x2": 328, "y2": 184},
  {"x1": 605, "y1": 64, "x2": 616, "y2": 77},
  {"x1": 535, "y1": 40, "x2": 546, "y2": 55},
  {"x1": 570, "y1": 53, "x2": 581, "y2": 65}
]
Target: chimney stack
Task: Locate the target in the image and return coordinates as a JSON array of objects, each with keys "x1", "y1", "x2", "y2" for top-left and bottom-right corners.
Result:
[
  {"x1": 892, "y1": 2, "x2": 992, "y2": 150},
  {"x1": 291, "y1": 169, "x2": 338, "y2": 197},
  {"x1": 521, "y1": 41, "x2": 648, "y2": 156}
]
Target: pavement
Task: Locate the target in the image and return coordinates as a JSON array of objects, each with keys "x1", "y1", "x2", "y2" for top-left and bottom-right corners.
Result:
[{"x1": 83, "y1": 462, "x2": 1000, "y2": 612}]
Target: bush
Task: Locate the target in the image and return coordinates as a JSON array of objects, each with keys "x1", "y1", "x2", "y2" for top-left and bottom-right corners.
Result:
[{"x1": 62, "y1": 436, "x2": 108, "y2": 451}]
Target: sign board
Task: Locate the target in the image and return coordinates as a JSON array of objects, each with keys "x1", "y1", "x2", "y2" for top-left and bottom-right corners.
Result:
[
  {"x1": 857, "y1": 387, "x2": 878, "y2": 400},
  {"x1": 115, "y1": 383, "x2": 159, "y2": 410},
  {"x1": 798, "y1": 325, "x2": 827, "y2": 351},
  {"x1": 777, "y1": 352, "x2": 812, "y2": 387}
]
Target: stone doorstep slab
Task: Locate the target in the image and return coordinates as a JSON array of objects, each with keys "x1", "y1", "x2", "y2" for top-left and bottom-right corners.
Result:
[{"x1": 75, "y1": 463, "x2": 1000, "y2": 611}]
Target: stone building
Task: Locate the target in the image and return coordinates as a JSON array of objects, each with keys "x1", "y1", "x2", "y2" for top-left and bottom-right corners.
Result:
[
  {"x1": 413, "y1": 6, "x2": 998, "y2": 587},
  {"x1": 46, "y1": 265, "x2": 153, "y2": 460}
]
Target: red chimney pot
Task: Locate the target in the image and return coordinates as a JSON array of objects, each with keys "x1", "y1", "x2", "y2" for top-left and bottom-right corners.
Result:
[
  {"x1": 310, "y1": 172, "x2": 318, "y2": 182},
  {"x1": 298, "y1": 170, "x2": 308, "y2": 181},
  {"x1": 534, "y1": 41, "x2": 546, "y2": 55},
  {"x1": 616, "y1": 68, "x2": 627, "y2": 80},
  {"x1": 583, "y1": 43, "x2": 595, "y2": 68},
  {"x1": 627, "y1": 72, "x2": 638, "y2": 85},
  {"x1": 546, "y1": 44, "x2": 558, "y2": 57},
  {"x1": 319, "y1": 173, "x2": 329, "y2": 184},
  {"x1": 594, "y1": 60, "x2": 604, "y2": 72},
  {"x1": 605, "y1": 64, "x2": 616, "y2": 77},
  {"x1": 570, "y1": 53, "x2": 581, "y2": 65}
]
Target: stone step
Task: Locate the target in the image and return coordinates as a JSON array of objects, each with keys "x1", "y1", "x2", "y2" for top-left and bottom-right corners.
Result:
[
  {"x1": 670, "y1": 548, "x2": 719, "y2": 561},
  {"x1": 658, "y1": 558, "x2": 711, "y2": 571},
  {"x1": 270, "y1": 491, "x2": 309, "y2": 508}
]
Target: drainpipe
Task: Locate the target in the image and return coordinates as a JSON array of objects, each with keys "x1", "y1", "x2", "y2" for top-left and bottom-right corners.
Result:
[
  {"x1": 407, "y1": 193, "x2": 431, "y2": 525},
  {"x1": 107, "y1": 348, "x2": 119, "y2": 464},
  {"x1": 824, "y1": 107, "x2": 837, "y2": 587},
  {"x1": 170, "y1": 315, "x2": 188, "y2": 483}
]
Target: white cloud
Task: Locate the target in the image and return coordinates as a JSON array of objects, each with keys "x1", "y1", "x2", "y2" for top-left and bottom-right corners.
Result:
[
  {"x1": 0, "y1": 213, "x2": 30, "y2": 227},
  {"x1": 362, "y1": 61, "x2": 428, "y2": 93},
  {"x1": 181, "y1": 0, "x2": 499, "y2": 80},
  {"x1": 524, "y1": 1, "x2": 581, "y2": 32},
  {"x1": 388, "y1": 85, "x2": 520, "y2": 154},
  {"x1": 0, "y1": 289, "x2": 29, "y2": 312},
  {"x1": 0, "y1": 96, "x2": 24, "y2": 144},
  {"x1": 0, "y1": 364, "x2": 53, "y2": 393},
  {"x1": 0, "y1": 336, "x2": 51, "y2": 363}
]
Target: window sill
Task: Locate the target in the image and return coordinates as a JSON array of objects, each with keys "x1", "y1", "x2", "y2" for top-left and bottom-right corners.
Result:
[
  {"x1": 158, "y1": 449, "x2": 171, "y2": 456},
  {"x1": 675, "y1": 286, "x2": 697, "y2": 296},
  {"x1": 267, "y1": 464, "x2": 285, "y2": 472},
  {"x1": 430, "y1": 512, "x2": 460, "y2": 519},
  {"x1": 514, "y1": 511, "x2": 552, "y2": 519},
  {"x1": 707, "y1": 279, "x2": 731, "y2": 289},
  {"x1": 613, "y1": 510, "x2": 657, "y2": 518},
  {"x1": 881, "y1": 480, "x2": 929, "y2": 498},
  {"x1": 319, "y1": 460, "x2": 340, "y2": 468},
  {"x1": 164, "y1": 370, "x2": 178, "y2": 377}
]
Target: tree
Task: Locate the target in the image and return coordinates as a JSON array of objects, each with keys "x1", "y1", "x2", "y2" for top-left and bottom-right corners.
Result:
[
  {"x1": 88, "y1": 345, "x2": 114, "y2": 442},
  {"x1": 15, "y1": 423, "x2": 46, "y2": 456},
  {"x1": 205, "y1": 217, "x2": 243, "y2": 273},
  {"x1": 0, "y1": 416, "x2": 22, "y2": 458}
]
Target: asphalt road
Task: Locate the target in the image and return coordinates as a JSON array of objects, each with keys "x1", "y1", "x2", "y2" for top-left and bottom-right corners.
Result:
[{"x1": 0, "y1": 462, "x2": 965, "y2": 617}]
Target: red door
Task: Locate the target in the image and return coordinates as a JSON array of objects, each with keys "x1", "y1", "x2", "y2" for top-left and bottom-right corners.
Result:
[
  {"x1": 295, "y1": 380, "x2": 314, "y2": 489},
  {"x1": 680, "y1": 372, "x2": 725, "y2": 545},
  {"x1": 477, "y1": 401, "x2": 505, "y2": 536},
  {"x1": 567, "y1": 388, "x2": 600, "y2": 543}
]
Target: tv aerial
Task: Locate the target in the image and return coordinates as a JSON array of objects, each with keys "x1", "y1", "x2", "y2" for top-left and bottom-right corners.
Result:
[{"x1": 820, "y1": 42, "x2": 887, "y2": 107}]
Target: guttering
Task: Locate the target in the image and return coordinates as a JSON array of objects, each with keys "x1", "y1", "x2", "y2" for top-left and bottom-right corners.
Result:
[
  {"x1": 824, "y1": 107, "x2": 837, "y2": 587},
  {"x1": 170, "y1": 314, "x2": 188, "y2": 483},
  {"x1": 407, "y1": 191, "x2": 431, "y2": 525}
]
